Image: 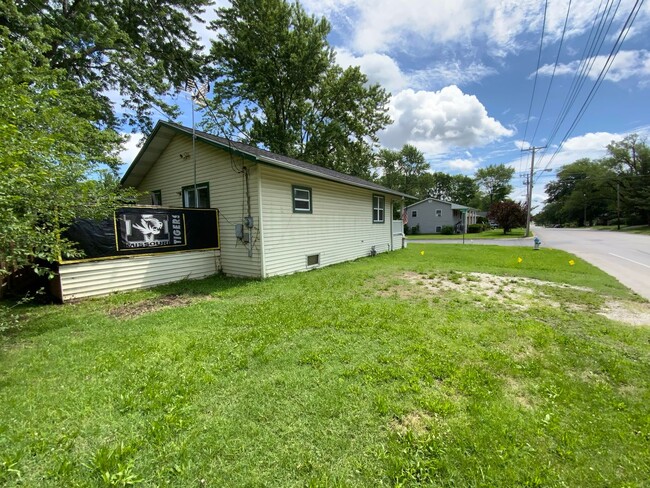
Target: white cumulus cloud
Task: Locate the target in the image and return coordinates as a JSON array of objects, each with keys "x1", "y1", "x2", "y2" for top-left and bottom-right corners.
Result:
[
  {"x1": 447, "y1": 158, "x2": 480, "y2": 172},
  {"x1": 535, "y1": 50, "x2": 650, "y2": 83},
  {"x1": 380, "y1": 85, "x2": 514, "y2": 155},
  {"x1": 300, "y1": 0, "x2": 642, "y2": 57},
  {"x1": 335, "y1": 49, "x2": 497, "y2": 93}
]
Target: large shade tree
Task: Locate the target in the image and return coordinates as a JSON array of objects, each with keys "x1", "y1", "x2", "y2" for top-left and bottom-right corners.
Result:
[
  {"x1": 604, "y1": 134, "x2": 650, "y2": 225},
  {"x1": 543, "y1": 158, "x2": 614, "y2": 226},
  {"x1": 474, "y1": 164, "x2": 515, "y2": 209},
  {"x1": 424, "y1": 172, "x2": 478, "y2": 205},
  {"x1": 205, "y1": 0, "x2": 391, "y2": 177},
  {"x1": 0, "y1": 30, "x2": 136, "y2": 294},
  {"x1": 378, "y1": 145, "x2": 430, "y2": 198},
  {"x1": 1, "y1": 0, "x2": 211, "y2": 131}
]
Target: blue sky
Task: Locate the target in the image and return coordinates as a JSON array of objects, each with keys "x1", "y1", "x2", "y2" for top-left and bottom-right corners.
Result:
[{"x1": 120, "y1": 0, "x2": 650, "y2": 207}]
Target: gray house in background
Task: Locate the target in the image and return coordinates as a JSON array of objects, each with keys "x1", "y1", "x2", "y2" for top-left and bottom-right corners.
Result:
[{"x1": 405, "y1": 198, "x2": 479, "y2": 234}]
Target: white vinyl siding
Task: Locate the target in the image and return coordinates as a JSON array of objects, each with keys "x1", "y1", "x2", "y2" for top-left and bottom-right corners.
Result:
[
  {"x1": 259, "y1": 165, "x2": 393, "y2": 277},
  {"x1": 58, "y1": 250, "x2": 219, "y2": 301},
  {"x1": 137, "y1": 135, "x2": 261, "y2": 277}
]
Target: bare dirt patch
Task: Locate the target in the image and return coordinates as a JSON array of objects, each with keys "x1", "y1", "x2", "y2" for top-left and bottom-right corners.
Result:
[
  {"x1": 390, "y1": 271, "x2": 649, "y2": 326},
  {"x1": 107, "y1": 294, "x2": 194, "y2": 319},
  {"x1": 401, "y1": 271, "x2": 589, "y2": 310},
  {"x1": 598, "y1": 300, "x2": 650, "y2": 326},
  {"x1": 390, "y1": 411, "x2": 434, "y2": 435}
]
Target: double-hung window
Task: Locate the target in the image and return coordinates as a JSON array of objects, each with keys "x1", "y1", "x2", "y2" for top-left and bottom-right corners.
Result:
[
  {"x1": 150, "y1": 190, "x2": 162, "y2": 206},
  {"x1": 373, "y1": 195, "x2": 385, "y2": 223},
  {"x1": 293, "y1": 186, "x2": 312, "y2": 213},
  {"x1": 182, "y1": 183, "x2": 210, "y2": 208}
]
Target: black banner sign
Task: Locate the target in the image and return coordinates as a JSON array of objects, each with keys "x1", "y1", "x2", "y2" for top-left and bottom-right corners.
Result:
[
  {"x1": 63, "y1": 206, "x2": 219, "y2": 261},
  {"x1": 117, "y1": 210, "x2": 186, "y2": 251}
]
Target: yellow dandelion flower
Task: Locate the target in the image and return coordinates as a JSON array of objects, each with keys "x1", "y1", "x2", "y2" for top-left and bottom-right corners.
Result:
[
  {"x1": 569, "y1": 259, "x2": 575, "y2": 266},
  {"x1": 517, "y1": 257, "x2": 523, "y2": 264},
  {"x1": 420, "y1": 250, "x2": 425, "y2": 256}
]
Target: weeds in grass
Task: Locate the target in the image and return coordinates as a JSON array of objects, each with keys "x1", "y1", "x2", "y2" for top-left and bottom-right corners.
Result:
[{"x1": 1, "y1": 246, "x2": 649, "y2": 486}]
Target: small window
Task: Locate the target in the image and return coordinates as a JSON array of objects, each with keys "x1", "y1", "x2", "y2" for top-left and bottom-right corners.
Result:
[
  {"x1": 436, "y1": 225, "x2": 442, "y2": 233},
  {"x1": 306, "y1": 254, "x2": 320, "y2": 267},
  {"x1": 150, "y1": 190, "x2": 162, "y2": 206},
  {"x1": 435, "y1": 209, "x2": 442, "y2": 217},
  {"x1": 411, "y1": 210, "x2": 417, "y2": 218},
  {"x1": 293, "y1": 185, "x2": 312, "y2": 213},
  {"x1": 373, "y1": 195, "x2": 385, "y2": 223},
  {"x1": 182, "y1": 183, "x2": 210, "y2": 208}
]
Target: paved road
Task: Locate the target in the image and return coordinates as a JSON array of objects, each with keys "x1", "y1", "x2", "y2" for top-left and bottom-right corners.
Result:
[
  {"x1": 409, "y1": 228, "x2": 650, "y2": 299},
  {"x1": 532, "y1": 226, "x2": 650, "y2": 300}
]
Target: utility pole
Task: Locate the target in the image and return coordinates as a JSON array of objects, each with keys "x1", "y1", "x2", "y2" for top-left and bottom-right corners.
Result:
[
  {"x1": 521, "y1": 145, "x2": 546, "y2": 238},
  {"x1": 617, "y1": 181, "x2": 621, "y2": 230}
]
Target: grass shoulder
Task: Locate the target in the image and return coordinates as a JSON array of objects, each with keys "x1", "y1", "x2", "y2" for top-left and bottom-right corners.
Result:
[
  {"x1": 1, "y1": 245, "x2": 648, "y2": 486},
  {"x1": 407, "y1": 227, "x2": 528, "y2": 240},
  {"x1": 591, "y1": 224, "x2": 650, "y2": 235}
]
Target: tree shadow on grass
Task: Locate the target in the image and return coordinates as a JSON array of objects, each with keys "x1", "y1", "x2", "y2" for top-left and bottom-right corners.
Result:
[{"x1": 0, "y1": 273, "x2": 257, "y2": 344}]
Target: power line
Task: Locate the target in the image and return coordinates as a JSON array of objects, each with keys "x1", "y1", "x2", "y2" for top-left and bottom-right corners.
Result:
[
  {"x1": 530, "y1": 0, "x2": 573, "y2": 147},
  {"x1": 519, "y1": 0, "x2": 549, "y2": 175},
  {"x1": 536, "y1": 0, "x2": 622, "y2": 170},
  {"x1": 535, "y1": 0, "x2": 644, "y2": 182}
]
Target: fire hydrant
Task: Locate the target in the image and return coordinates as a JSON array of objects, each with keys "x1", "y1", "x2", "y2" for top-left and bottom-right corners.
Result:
[{"x1": 533, "y1": 236, "x2": 541, "y2": 250}]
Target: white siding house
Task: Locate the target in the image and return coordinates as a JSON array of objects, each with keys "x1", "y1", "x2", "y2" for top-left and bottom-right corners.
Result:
[
  {"x1": 406, "y1": 198, "x2": 479, "y2": 234},
  {"x1": 55, "y1": 121, "x2": 408, "y2": 298}
]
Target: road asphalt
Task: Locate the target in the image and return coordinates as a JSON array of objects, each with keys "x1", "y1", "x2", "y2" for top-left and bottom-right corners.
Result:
[{"x1": 409, "y1": 227, "x2": 650, "y2": 300}]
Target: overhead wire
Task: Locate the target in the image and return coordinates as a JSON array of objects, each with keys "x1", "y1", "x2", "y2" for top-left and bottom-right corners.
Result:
[
  {"x1": 535, "y1": 0, "x2": 645, "y2": 182},
  {"x1": 529, "y1": 0, "x2": 573, "y2": 147},
  {"x1": 519, "y1": 0, "x2": 550, "y2": 175},
  {"x1": 535, "y1": 0, "x2": 622, "y2": 171}
]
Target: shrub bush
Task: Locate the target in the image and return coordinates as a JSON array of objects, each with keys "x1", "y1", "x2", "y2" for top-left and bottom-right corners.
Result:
[
  {"x1": 467, "y1": 223, "x2": 483, "y2": 234},
  {"x1": 441, "y1": 225, "x2": 454, "y2": 235}
]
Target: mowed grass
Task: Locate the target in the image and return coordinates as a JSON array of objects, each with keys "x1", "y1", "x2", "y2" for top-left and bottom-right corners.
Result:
[
  {"x1": 1, "y1": 245, "x2": 649, "y2": 487},
  {"x1": 407, "y1": 227, "x2": 528, "y2": 240}
]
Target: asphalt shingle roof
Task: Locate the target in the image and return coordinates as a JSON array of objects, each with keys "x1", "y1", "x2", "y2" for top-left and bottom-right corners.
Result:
[{"x1": 122, "y1": 121, "x2": 412, "y2": 199}]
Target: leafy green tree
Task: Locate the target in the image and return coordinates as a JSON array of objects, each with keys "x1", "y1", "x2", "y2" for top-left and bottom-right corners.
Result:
[
  {"x1": 206, "y1": 0, "x2": 390, "y2": 177},
  {"x1": 1, "y1": 0, "x2": 210, "y2": 131},
  {"x1": 474, "y1": 164, "x2": 515, "y2": 209},
  {"x1": 543, "y1": 158, "x2": 616, "y2": 226},
  {"x1": 0, "y1": 30, "x2": 136, "y2": 294},
  {"x1": 378, "y1": 145, "x2": 430, "y2": 198},
  {"x1": 425, "y1": 172, "x2": 478, "y2": 204},
  {"x1": 487, "y1": 200, "x2": 526, "y2": 234},
  {"x1": 604, "y1": 134, "x2": 650, "y2": 225}
]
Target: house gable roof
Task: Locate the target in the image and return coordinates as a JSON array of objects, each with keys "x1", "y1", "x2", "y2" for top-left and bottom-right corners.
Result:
[
  {"x1": 406, "y1": 197, "x2": 478, "y2": 212},
  {"x1": 121, "y1": 121, "x2": 413, "y2": 198}
]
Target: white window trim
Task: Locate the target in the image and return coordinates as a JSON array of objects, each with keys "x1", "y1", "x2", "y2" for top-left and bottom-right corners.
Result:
[{"x1": 373, "y1": 194, "x2": 385, "y2": 223}]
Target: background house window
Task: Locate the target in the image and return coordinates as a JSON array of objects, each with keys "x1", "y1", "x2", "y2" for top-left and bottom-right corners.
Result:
[
  {"x1": 150, "y1": 190, "x2": 162, "y2": 206},
  {"x1": 436, "y1": 209, "x2": 442, "y2": 217},
  {"x1": 373, "y1": 195, "x2": 385, "y2": 223},
  {"x1": 411, "y1": 210, "x2": 417, "y2": 217},
  {"x1": 182, "y1": 183, "x2": 210, "y2": 208},
  {"x1": 436, "y1": 225, "x2": 442, "y2": 232},
  {"x1": 292, "y1": 185, "x2": 312, "y2": 213}
]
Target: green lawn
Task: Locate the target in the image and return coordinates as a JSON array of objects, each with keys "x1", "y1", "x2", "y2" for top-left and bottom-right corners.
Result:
[
  {"x1": 591, "y1": 225, "x2": 650, "y2": 235},
  {"x1": 2, "y1": 246, "x2": 649, "y2": 486},
  {"x1": 407, "y1": 227, "x2": 528, "y2": 240}
]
